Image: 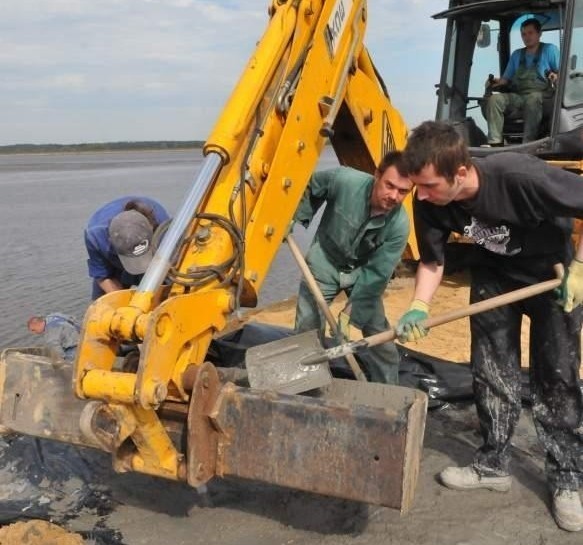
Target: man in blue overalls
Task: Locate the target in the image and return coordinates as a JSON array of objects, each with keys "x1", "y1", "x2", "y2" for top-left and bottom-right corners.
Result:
[
  {"x1": 84, "y1": 196, "x2": 170, "y2": 300},
  {"x1": 484, "y1": 17, "x2": 559, "y2": 145},
  {"x1": 28, "y1": 313, "x2": 81, "y2": 362}
]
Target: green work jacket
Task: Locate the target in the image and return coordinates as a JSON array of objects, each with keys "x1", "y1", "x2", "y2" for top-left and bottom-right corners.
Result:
[{"x1": 295, "y1": 167, "x2": 409, "y2": 328}]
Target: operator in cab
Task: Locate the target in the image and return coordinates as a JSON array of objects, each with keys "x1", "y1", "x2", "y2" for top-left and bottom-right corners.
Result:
[
  {"x1": 290, "y1": 151, "x2": 413, "y2": 385},
  {"x1": 84, "y1": 196, "x2": 169, "y2": 300},
  {"x1": 483, "y1": 17, "x2": 559, "y2": 146}
]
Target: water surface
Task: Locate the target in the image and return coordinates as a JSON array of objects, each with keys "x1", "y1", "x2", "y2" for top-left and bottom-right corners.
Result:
[{"x1": 0, "y1": 148, "x2": 337, "y2": 346}]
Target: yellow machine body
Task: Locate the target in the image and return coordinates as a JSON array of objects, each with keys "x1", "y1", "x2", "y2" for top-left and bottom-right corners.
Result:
[{"x1": 0, "y1": 0, "x2": 426, "y2": 511}]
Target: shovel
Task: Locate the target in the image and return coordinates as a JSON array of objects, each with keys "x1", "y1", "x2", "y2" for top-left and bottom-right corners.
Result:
[
  {"x1": 246, "y1": 267, "x2": 563, "y2": 393},
  {"x1": 243, "y1": 233, "x2": 365, "y2": 396}
]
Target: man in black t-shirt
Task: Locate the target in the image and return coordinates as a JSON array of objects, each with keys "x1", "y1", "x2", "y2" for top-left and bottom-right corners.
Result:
[{"x1": 397, "y1": 120, "x2": 583, "y2": 533}]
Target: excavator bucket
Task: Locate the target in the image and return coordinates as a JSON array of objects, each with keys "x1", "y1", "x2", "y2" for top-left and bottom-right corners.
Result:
[
  {"x1": 0, "y1": 350, "x2": 427, "y2": 513},
  {"x1": 0, "y1": 348, "x2": 100, "y2": 446},
  {"x1": 205, "y1": 379, "x2": 427, "y2": 511}
]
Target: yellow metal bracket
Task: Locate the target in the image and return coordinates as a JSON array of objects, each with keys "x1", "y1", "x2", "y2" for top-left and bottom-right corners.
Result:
[
  {"x1": 106, "y1": 403, "x2": 183, "y2": 480},
  {"x1": 134, "y1": 289, "x2": 233, "y2": 408},
  {"x1": 74, "y1": 289, "x2": 134, "y2": 398}
]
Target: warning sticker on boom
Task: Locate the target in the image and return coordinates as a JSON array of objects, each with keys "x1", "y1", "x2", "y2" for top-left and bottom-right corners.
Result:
[
  {"x1": 324, "y1": 0, "x2": 353, "y2": 57},
  {"x1": 381, "y1": 110, "x2": 396, "y2": 157}
]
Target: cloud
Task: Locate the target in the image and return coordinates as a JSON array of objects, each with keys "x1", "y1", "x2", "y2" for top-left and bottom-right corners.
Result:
[{"x1": 0, "y1": 0, "x2": 445, "y2": 144}]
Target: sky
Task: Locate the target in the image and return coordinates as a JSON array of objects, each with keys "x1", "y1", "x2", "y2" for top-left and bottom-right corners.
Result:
[{"x1": 0, "y1": 1, "x2": 447, "y2": 145}]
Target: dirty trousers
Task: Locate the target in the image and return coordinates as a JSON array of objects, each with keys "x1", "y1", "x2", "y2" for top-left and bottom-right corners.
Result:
[
  {"x1": 294, "y1": 272, "x2": 399, "y2": 385},
  {"x1": 469, "y1": 270, "x2": 583, "y2": 490},
  {"x1": 485, "y1": 91, "x2": 544, "y2": 144}
]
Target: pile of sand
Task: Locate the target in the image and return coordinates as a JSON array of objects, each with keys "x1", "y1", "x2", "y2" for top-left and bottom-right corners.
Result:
[{"x1": 0, "y1": 520, "x2": 83, "y2": 545}]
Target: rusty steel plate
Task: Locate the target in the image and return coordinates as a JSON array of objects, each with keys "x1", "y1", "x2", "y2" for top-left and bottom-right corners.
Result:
[
  {"x1": 211, "y1": 379, "x2": 427, "y2": 511},
  {"x1": 186, "y1": 361, "x2": 221, "y2": 487}
]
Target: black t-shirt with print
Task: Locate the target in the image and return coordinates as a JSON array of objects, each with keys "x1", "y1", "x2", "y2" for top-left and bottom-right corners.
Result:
[{"x1": 414, "y1": 152, "x2": 583, "y2": 283}]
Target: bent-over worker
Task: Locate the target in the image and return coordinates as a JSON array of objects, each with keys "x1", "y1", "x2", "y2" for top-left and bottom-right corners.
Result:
[
  {"x1": 398, "y1": 120, "x2": 583, "y2": 532},
  {"x1": 27, "y1": 313, "x2": 81, "y2": 362},
  {"x1": 292, "y1": 151, "x2": 413, "y2": 384},
  {"x1": 84, "y1": 196, "x2": 169, "y2": 300}
]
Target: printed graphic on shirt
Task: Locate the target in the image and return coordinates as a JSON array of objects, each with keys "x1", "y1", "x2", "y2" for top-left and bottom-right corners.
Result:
[{"x1": 463, "y1": 217, "x2": 521, "y2": 256}]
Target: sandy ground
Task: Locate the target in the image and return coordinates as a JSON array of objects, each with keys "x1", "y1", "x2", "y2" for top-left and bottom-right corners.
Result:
[
  {"x1": 0, "y1": 521, "x2": 84, "y2": 544},
  {"x1": 2, "y1": 270, "x2": 582, "y2": 544}
]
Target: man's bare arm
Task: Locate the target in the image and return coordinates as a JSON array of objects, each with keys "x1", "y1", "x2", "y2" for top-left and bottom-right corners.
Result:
[
  {"x1": 412, "y1": 261, "x2": 444, "y2": 305},
  {"x1": 97, "y1": 278, "x2": 124, "y2": 294}
]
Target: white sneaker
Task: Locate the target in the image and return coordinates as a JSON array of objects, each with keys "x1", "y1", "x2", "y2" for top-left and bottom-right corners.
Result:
[
  {"x1": 552, "y1": 489, "x2": 583, "y2": 532},
  {"x1": 439, "y1": 465, "x2": 512, "y2": 492}
]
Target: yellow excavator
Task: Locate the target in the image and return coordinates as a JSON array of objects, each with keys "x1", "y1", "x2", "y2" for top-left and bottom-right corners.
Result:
[{"x1": 0, "y1": 0, "x2": 427, "y2": 513}]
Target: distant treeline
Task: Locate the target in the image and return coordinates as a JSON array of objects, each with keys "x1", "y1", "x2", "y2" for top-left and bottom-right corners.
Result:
[{"x1": 0, "y1": 141, "x2": 205, "y2": 154}]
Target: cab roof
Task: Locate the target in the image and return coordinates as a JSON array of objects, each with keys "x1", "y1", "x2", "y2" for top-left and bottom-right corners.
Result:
[{"x1": 433, "y1": 0, "x2": 560, "y2": 20}]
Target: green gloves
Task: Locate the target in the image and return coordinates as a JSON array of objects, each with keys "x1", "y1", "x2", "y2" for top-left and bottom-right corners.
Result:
[
  {"x1": 337, "y1": 311, "x2": 351, "y2": 341},
  {"x1": 396, "y1": 299, "x2": 430, "y2": 343},
  {"x1": 559, "y1": 258, "x2": 583, "y2": 312}
]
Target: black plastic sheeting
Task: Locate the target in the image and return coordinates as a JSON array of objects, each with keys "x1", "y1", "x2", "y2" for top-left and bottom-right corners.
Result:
[
  {"x1": 0, "y1": 434, "x2": 126, "y2": 544},
  {"x1": 208, "y1": 322, "x2": 533, "y2": 408}
]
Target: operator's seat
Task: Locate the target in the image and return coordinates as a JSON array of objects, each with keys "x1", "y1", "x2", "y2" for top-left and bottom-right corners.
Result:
[{"x1": 493, "y1": 96, "x2": 554, "y2": 144}]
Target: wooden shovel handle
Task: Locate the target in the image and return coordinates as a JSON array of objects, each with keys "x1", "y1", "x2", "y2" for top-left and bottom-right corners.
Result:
[
  {"x1": 363, "y1": 266, "x2": 564, "y2": 350},
  {"x1": 308, "y1": 265, "x2": 565, "y2": 366}
]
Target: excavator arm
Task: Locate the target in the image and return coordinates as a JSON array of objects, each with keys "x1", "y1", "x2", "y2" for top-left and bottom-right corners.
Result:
[{"x1": 0, "y1": 0, "x2": 426, "y2": 511}]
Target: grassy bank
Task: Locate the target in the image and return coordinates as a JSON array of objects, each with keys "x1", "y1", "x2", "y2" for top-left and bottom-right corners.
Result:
[{"x1": 0, "y1": 141, "x2": 204, "y2": 154}]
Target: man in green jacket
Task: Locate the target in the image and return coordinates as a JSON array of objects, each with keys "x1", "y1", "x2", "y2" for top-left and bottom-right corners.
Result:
[{"x1": 292, "y1": 151, "x2": 412, "y2": 384}]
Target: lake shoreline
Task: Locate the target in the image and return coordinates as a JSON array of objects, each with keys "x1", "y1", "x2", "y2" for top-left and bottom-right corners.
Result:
[{"x1": 0, "y1": 141, "x2": 204, "y2": 155}]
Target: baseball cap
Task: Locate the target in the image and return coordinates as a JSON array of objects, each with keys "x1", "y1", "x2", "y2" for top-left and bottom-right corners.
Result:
[{"x1": 108, "y1": 210, "x2": 154, "y2": 275}]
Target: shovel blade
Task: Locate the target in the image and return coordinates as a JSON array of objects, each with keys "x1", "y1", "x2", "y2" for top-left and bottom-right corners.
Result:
[{"x1": 245, "y1": 330, "x2": 332, "y2": 394}]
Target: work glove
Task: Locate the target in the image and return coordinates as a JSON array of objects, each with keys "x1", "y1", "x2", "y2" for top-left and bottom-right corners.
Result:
[
  {"x1": 283, "y1": 220, "x2": 295, "y2": 242},
  {"x1": 396, "y1": 299, "x2": 430, "y2": 343},
  {"x1": 337, "y1": 311, "x2": 351, "y2": 341},
  {"x1": 558, "y1": 258, "x2": 583, "y2": 312}
]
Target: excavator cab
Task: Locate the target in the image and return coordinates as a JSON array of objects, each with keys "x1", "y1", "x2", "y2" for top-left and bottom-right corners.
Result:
[{"x1": 434, "y1": 0, "x2": 583, "y2": 162}]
